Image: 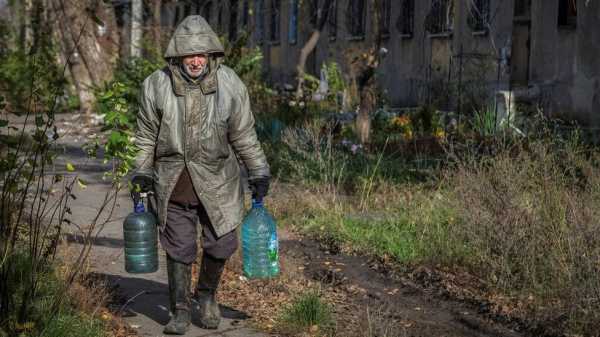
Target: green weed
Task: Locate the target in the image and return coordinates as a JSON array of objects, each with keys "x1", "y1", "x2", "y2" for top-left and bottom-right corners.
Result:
[{"x1": 278, "y1": 289, "x2": 334, "y2": 335}]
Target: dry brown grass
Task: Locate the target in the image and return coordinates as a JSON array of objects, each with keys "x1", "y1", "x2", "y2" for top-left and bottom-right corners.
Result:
[{"x1": 449, "y1": 138, "x2": 600, "y2": 334}]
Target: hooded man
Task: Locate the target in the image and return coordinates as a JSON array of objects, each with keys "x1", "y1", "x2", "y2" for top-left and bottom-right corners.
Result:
[{"x1": 130, "y1": 16, "x2": 270, "y2": 335}]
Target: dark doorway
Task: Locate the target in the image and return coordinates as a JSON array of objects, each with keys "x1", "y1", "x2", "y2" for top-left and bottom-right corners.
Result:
[{"x1": 510, "y1": 0, "x2": 531, "y2": 87}]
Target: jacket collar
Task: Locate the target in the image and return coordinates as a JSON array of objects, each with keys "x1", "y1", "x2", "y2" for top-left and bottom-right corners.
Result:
[{"x1": 168, "y1": 58, "x2": 218, "y2": 96}]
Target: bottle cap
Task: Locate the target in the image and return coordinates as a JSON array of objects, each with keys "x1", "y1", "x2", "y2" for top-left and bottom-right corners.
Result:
[
  {"x1": 252, "y1": 198, "x2": 263, "y2": 209},
  {"x1": 134, "y1": 201, "x2": 145, "y2": 213}
]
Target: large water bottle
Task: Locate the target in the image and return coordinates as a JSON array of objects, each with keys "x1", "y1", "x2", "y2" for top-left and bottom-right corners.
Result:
[
  {"x1": 241, "y1": 199, "x2": 280, "y2": 279},
  {"x1": 123, "y1": 193, "x2": 158, "y2": 273}
]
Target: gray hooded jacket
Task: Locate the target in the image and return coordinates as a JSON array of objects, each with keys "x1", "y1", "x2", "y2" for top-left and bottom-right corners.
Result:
[{"x1": 134, "y1": 16, "x2": 270, "y2": 237}]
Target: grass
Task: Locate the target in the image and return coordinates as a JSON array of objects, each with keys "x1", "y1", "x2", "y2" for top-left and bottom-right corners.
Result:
[
  {"x1": 277, "y1": 289, "x2": 334, "y2": 335},
  {"x1": 0, "y1": 251, "x2": 109, "y2": 337},
  {"x1": 265, "y1": 116, "x2": 600, "y2": 336},
  {"x1": 285, "y1": 189, "x2": 464, "y2": 265}
]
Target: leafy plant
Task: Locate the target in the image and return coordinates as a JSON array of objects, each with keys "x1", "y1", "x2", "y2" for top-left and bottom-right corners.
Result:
[
  {"x1": 472, "y1": 102, "x2": 497, "y2": 137},
  {"x1": 278, "y1": 289, "x2": 333, "y2": 334},
  {"x1": 94, "y1": 82, "x2": 139, "y2": 180}
]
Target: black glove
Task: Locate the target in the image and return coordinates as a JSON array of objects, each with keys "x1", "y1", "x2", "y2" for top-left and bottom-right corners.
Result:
[
  {"x1": 131, "y1": 174, "x2": 153, "y2": 205},
  {"x1": 248, "y1": 177, "x2": 270, "y2": 202}
]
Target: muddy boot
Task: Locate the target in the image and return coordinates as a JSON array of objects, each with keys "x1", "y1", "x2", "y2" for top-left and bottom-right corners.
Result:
[
  {"x1": 164, "y1": 255, "x2": 192, "y2": 335},
  {"x1": 195, "y1": 254, "x2": 226, "y2": 329}
]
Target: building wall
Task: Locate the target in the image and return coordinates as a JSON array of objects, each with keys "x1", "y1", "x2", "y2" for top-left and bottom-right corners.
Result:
[{"x1": 166, "y1": 0, "x2": 600, "y2": 125}]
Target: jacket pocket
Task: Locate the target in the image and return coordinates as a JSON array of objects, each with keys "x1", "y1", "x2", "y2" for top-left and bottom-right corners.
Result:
[{"x1": 199, "y1": 121, "x2": 230, "y2": 172}]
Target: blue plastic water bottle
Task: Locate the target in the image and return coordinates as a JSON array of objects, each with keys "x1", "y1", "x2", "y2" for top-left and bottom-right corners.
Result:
[
  {"x1": 241, "y1": 198, "x2": 280, "y2": 279},
  {"x1": 123, "y1": 193, "x2": 159, "y2": 273}
]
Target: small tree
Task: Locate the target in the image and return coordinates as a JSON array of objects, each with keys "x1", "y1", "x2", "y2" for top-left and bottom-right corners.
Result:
[
  {"x1": 295, "y1": 0, "x2": 334, "y2": 99},
  {"x1": 349, "y1": 0, "x2": 386, "y2": 145}
]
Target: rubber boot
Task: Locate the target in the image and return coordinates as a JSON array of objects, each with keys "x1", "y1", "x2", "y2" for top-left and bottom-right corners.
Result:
[
  {"x1": 163, "y1": 255, "x2": 192, "y2": 335},
  {"x1": 195, "y1": 254, "x2": 226, "y2": 329}
]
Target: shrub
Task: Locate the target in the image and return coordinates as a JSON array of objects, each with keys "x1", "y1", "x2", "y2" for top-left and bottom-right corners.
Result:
[
  {"x1": 0, "y1": 28, "x2": 70, "y2": 115},
  {"x1": 449, "y1": 135, "x2": 600, "y2": 334},
  {"x1": 1, "y1": 251, "x2": 108, "y2": 337}
]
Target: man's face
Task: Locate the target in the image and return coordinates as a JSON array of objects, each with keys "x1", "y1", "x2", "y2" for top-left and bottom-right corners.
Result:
[{"x1": 182, "y1": 54, "x2": 208, "y2": 78}]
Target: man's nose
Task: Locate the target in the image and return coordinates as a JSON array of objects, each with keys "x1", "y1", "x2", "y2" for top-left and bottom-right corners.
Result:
[{"x1": 191, "y1": 57, "x2": 204, "y2": 66}]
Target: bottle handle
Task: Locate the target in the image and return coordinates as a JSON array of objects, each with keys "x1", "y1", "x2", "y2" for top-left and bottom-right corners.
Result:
[{"x1": 134, "y1": 191, "x2": 153, "y2": 213}]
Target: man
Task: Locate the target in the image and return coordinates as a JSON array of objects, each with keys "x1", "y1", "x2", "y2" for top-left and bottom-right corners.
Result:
[{"x1": 131, "y1": 15, "x2": 270, "y2": 335}]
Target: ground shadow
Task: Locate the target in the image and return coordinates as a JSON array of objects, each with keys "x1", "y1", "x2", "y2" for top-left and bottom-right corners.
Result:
[
  {"x1": 66, "y1": 233, "x2": 124, "y2": 248},
  {"x1": 97, "y1": 273, "x2": 250, "y2": 328}
]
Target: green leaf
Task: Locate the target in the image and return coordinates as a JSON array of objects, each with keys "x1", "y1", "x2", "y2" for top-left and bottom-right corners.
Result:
[
  {"x1": 77, "y1": 178, "x2": 87, "y2": 190},
  {"x1": 35, "y1": 116, "x2": 44, "y2": 127},
  {"x1": 66, "y1": 162, "x2": 75, "y2": 172}
]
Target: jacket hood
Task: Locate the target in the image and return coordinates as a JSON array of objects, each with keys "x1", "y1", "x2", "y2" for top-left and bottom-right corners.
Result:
[{"x1": 164, "y1": 15, "x2": 224, "y2": 59}]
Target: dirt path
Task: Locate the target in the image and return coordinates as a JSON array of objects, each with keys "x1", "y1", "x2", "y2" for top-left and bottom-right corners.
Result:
[
  {"x1": 281, "y1": 231, "x2": 524, "y2": 337},
  {"x1": 49, "y1": 114, "x2": 524, "y2": 337}
]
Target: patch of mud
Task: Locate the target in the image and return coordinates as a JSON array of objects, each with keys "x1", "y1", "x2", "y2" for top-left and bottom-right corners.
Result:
[{"x1": 280, "y1": 231, "x2": 525, "y2": 337}]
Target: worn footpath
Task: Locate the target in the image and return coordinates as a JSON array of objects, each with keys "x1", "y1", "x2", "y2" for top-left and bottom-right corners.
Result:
[{"x1": 51, "y1": 113, "x2": 527, "y2": 337}]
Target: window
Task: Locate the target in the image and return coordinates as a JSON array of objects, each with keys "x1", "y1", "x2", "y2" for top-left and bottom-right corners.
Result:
[
  {"x1": 396, "y1": 0, "x2": 415, "y2": 37},
  {"x1": 184, "y1": 4, "x2": 192, "y2": 17},
  {"x1": 256, "y1": 0, "x2": 265, "y2": 44},
  {"x1": 269, "y1": 0, "x2": 281, "y2": 43},
  {"x1": 514, "y1": 0, "x2": 531, "y2": 18},
  {"x1": 346, "y1": 0, "x2": 366, "y2": 39},
  {"x1": 229, "y1": 0, "x2": 239, "y2": 41},
  {"x1": 202, "y1": 1, "x2": 213, "y2": 23},
  {"x1": 558, "y1": 0, "x2": 577, "y2": 28},
  {"x1": 309, "y1": 0, "x2": 319, "y2": 26},
  {"x1": 217, "y1": 3, "x2": 223, "y2": 33},
  {"x1": 173, "y1": 6, "x2": 181, "y2": 26},
  {"x1": 242, "y1": 0, "x2": 249, "y2": 28},
  {"x1": 289, "y1": 0, "x2": 298, "y2": 44},
  {"x1": 328, "y1": 0, "x2": 338, "y2": 40},
  {"x1": 380, "y1": 0, "x2": 392, "y2": 38},
  {"x1": 425, "y1": 0, "x2": 454, "y2": 35},
  {"x1": 468, "y1": 0, "x2": 490, "y2": 33}
]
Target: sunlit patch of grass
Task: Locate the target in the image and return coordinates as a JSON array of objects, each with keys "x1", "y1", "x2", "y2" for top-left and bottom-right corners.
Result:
[{"x1": 278, "y1": 289, "x2": 334, "y2": 335}]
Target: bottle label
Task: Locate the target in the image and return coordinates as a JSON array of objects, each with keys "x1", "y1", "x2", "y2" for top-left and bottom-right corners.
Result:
[{"x1": 268, "y1": 231, "x2": 278, "y2": 263}]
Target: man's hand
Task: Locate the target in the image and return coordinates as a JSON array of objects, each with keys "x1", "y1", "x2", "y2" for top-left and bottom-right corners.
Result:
[
  {"x1": 248, "y1": 177, "x2": 270, "y2": 201},
  {"x1": 131, "y1": 175, "x2": 153, "y2": 205}
]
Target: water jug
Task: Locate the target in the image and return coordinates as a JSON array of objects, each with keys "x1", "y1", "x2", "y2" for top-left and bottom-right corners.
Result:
[
  {"x1": 123, "y1": 193, "x2": 158, "y2": 273},
  {"x1": 241, "y1": 199, "x2": 280, "y2": 279}
]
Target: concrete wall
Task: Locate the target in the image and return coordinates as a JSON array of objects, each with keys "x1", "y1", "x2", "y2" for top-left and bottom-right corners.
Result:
[{"x1": 168, "y1": 0, "x2": 600, "y2": 126}]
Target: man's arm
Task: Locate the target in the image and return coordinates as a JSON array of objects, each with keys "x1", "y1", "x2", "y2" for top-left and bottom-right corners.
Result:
[
  {"x1": 228, "y1": 86, "x2": 270, "y2": 180},
  {"x1": 133, "y1": 78, "x2": 160, "y2": 182}
]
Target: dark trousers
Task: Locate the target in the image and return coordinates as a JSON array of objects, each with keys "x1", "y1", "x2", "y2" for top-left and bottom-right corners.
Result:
[{"x1": 160, "y1": 200, "x2": 238, "y2": 265}]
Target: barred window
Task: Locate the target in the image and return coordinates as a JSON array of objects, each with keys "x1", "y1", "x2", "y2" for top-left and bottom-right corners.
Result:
[
  {"x1": 289, "y1": 0, "x2": 299, "y2": 44},
  {"x1": 242, "y1": 0, "x2": 249, "y2": 28},
  {"x1": 329, "y1": 0, "x2": 338, "y2": 40},
  {"x1": 558, "y1": 0, "x2": 577, "y2": 27},
  {"x1": 346, "y1": 0, "x2": 366, "y2": 38},
  {"x1": 184, "y1": 4, "x2": 192, "y2": 17},
  {"x1": 202, "y1": 1, "x2": 213, "y2": 23},
  {"x1": 256, "y1": 0, "x2": 265, "y2": 44},
  {"x1": 425, "y1": 0, "x2": 454, "y2": 35},
  {"x1": 229, "y1": 0, "x2": 239, "y2": 41},
  {"x1": 468, "y1": 0, "x2": 490, "y2": 32},
  {"x1": 309, "y1": 0, "x2": 319, "y2": 26},
  {"x1": 217, "y1": 3, "x2": 223, "y2": 32},
  {"x1": 380, "y1": 0, "x2": 392, "y2": 38},
  {"x1": 396, "y1": 0, "x2": 414, "y2": 37},
  {"x1": 269, "y1": 0, "x2": 281, "y2": 43},
  {"x1": 174, "y1": 6, "x2": 181, "y2": 26},
  {"x1": 514, "y1": 0, "x2": 531, "y2": 17}
]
